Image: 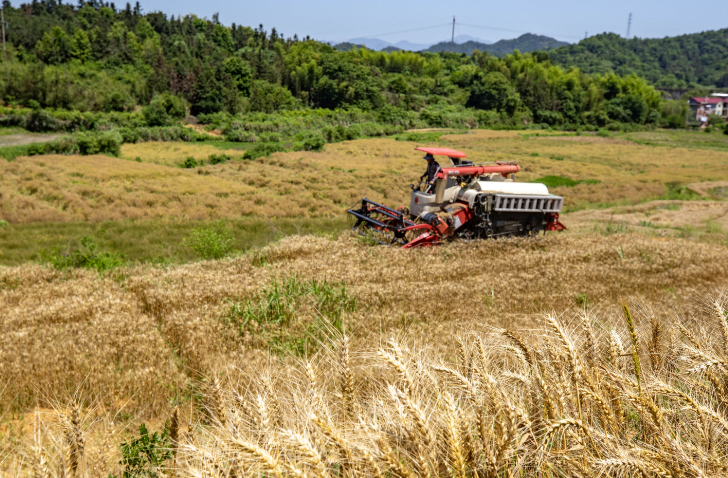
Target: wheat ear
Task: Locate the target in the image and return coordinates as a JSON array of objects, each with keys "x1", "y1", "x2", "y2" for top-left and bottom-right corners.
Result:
[{"x1": 228, "y1": 438, "x2": 284, "y2": 478}]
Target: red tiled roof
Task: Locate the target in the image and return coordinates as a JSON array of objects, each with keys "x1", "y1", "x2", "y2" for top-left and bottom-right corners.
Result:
[{"x1": 691, "y1": 97, "x2": 725, "y2": 104}]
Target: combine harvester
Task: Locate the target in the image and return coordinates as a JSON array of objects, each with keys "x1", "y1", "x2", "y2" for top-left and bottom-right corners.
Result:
[{"x1": 347, "y1": 147, "x2": 566, "y2": 248}]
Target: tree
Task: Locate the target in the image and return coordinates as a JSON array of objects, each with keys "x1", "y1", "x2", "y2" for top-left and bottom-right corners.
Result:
[
  {"x1": 466, "y1": 71, "x2": 521, "y2": 115},
  {"x1": 71, "y1": 29, "x2": 92, "y2": 62},
  {"x1": 190, "y1": 68, "x2": 223, "y2": 115},
  {"x1": 311, "y1": 53, "x2": 383, "y2": 110},
  {"x1": 249, "y1": 80, "x2": 295, "y2": 113},
  {"x1": 220, "y1": 57, "x2": 252, "y2": 95},
  {"x1": 35, "y1": 27, "x2": 72, "y2": 64},
  {"x1": 607, "y1": 94, "x2": 649, "y2": 124},
  {"x1": 143, "y1": 93, "x2": 186, "y2": 125},
  {"x1": 211, "y1": 24, "x2": 234, "y2": 52}
]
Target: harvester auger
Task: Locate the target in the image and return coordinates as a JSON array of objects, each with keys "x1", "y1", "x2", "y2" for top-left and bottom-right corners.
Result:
[{"x1": 347, "y1": 147, "x2": 566, "y2": 248}]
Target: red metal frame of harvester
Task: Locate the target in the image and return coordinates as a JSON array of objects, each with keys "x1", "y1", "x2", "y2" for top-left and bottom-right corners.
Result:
[{"x1": 414, "y1": 147, "x2": 521, "y2": 179}]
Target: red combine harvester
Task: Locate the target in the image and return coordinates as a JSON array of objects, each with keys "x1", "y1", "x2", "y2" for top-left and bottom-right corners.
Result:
[{"x1": 347, "y1": 147, "x2": 566, "y2": 248}]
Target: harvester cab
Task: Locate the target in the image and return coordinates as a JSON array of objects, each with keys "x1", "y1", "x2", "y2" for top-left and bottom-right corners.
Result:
[{"x1": 347, "y1": 147, "x2": 566, "y2": 248}]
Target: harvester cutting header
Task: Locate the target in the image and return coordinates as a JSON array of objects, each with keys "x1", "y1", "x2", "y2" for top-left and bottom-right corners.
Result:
[{"x1": 347, "y1": 147, "x2": 566, "y2": 248}]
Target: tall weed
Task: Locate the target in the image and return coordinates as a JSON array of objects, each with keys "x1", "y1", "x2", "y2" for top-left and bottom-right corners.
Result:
[{"x1": 183, "y1": 221, "x2": 235, "y2": 260}]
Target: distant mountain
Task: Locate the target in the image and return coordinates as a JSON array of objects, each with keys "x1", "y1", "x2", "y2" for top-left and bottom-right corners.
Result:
[
  {"x1": 425, "y1": 33, "x2": 569, "y2": 56},
  {"x1": 548, "y1": 30, "x2": 728, "y2": 87},
  {"x1": 334, "y1": 42, "x2": 366, "y2": 52},
  {"x1": 347, "y1": 37, "x2": 393, "y2": 51},
  {"x1": 394, "y1": 40, "x2": 433, "y2": 51},
  {"x1": 454, "y1": 34, "x2": 492, "y2": 44}
]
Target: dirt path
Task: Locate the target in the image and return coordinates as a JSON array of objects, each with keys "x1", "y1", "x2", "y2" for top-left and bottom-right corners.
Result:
[{"x1": 0, "y1": 133, "x2": 63, "y2": 147}]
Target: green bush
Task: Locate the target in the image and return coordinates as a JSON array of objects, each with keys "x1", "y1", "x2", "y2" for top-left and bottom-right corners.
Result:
[
  {"x1": 0, "y1": 220, "x2": 8, "y2": 227},
  {"x1": 182, "y1": 156, "x2": 198, "y2": 168},
  {"x1": 75, "y1": 133, "x2": 99, "y2": 155},
  {"x1": 302, "y1": 134, "x2": 325, "y2": 151},
  {"x1": 707, "y1": 114, "x2": 724, "y2": 127},
  {"x1": 208, "y1": 153, "x2": 231, "y2": 165},
  {"x1": 259, "y1": 132, "x2": 281, "y2": 142},
  {"x1": 96, "y1": 131, "x2": 122, "y2": 156},
  {"x1": 117, "y1": 423, "x2": 172, "y2": 478},
  {"x1": 25, "y1": 109, "x2": 62, "y2": 132},
  {"x1": 243, "y1": 143, "x2": 286, "y2": 160},
  {"x1": 26, "y1": 142, "x2": 46, "y2": 155},
  {"x1": 39, "y1": 237, "x2": 124, "y2": 273},
  {"x1": 143, "y1": 93, "x2": 187, "y2": 127},
  {"x1": 225, "y1": 130, "x2": 258, "y2": 142},
  {"x1": 345, "y1": 124, "x2": 362, "y2": 140},
  {"x1": 183, "y1": 221, "x2": 235, "y2": 260},
  {"x1": 664, "y1": 115, "x2": 684, "y2": 129}
]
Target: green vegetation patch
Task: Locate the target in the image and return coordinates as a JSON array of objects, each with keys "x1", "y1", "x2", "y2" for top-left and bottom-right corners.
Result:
[
  {"x1": 0, "y1": 217, "x2": 348, "y2": 266},
  {"x1": 395, "y1": 131, "x2": 448, "y2": 142},
  {"x1": 224, "y1": 276, "x2": 356, "y2": 355},
  {"x1": 663, "y1": 182, "x2": 702, "y2": 201},
  {"x1": 532, "y1": 175, "x2": 600, "y2": 188},
  {"x1": 39, "y1": 236, "x2": 124, "y2": 273}
]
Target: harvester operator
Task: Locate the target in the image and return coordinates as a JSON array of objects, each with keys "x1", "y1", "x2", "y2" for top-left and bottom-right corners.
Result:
[{"x1": 420, "y1": 153, "x2": 441, "y2": 194}]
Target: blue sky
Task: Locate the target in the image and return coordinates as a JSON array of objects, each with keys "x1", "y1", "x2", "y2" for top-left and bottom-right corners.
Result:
[{"x1": 19, "y1": 0, "x2": 728, "y2": 44}]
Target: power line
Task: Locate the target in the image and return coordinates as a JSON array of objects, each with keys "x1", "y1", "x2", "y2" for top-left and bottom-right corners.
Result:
[{"x1": 457, "y1": 21, "x2": 583, "y2": 40}]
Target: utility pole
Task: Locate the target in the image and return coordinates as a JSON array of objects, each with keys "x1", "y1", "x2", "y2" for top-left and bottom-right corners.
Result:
[
  {"x1": 1, "y1": 6, "x2": 6, "y2": 76},
  {"x1": 626, "y1": 13, "x2": 632, "y2": 39},
  {"x1": 451, "y1": 16, "x2": 455, "y2": 53},
  {"x1": 585, "y1": 32, "x2": 588, "y2": 40}
]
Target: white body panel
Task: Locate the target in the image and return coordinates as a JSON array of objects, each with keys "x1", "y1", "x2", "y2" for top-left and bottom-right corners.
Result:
[
  {"x1": 409, "y1": 182, "x2": 554, "y2": 217},
  {"x1": 409, "y1": 187, "x2": 460, "y2": 217},
  {"x1": 477, "y1": 181, "x2": 550, "y2": 196}
]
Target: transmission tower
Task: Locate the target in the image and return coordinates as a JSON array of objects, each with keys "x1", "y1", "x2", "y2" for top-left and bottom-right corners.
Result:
[
  {"x1": 451, "y1": 16, "x2": 455, "y2": 53},
  {"x1": 626, "y1": 13, "x2": 632, "y2": 39}
]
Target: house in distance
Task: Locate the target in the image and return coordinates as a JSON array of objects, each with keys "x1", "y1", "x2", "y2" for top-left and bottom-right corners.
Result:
[{"x1": 689, "y1": 94, "x2": 728, "y2": 124}]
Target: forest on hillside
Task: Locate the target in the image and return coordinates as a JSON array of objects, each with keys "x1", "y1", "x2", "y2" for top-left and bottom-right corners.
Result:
[
  {"x1": 424, "y1": 33, "x2": 569, "y2": 56},
  {"x1": 0, "y1": 0, "x2": 701, "y2": 141},
  {"x1": 549, "y1": 30, "x2": 728, "y2": 88}
]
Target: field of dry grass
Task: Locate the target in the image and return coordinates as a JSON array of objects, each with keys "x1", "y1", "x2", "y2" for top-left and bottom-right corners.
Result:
[{"x1": 3, "y1": 129, "x2": 728, "y2": 224}]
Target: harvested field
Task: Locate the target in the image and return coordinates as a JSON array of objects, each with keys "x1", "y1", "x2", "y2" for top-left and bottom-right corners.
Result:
[
  {"x1": 532, "y1": 134, "x2": 638, "y2": 145},
  {"x1": 3, "y1": 131, "x2": 728, "y2": 225},
  {"x1": 567, "y1": 200, "x2": 728, "y2": 245}
]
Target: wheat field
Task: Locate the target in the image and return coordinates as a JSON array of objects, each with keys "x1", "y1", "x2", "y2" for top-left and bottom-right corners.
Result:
[
  {"x1": 3, "y1": 130, "x2": 728, "y2": 476},
  {"x1": 3, "y1": 230, "x2": 728, "y2": 475},
  {"x1": 3, "y1": 130, "x2": 728, "y2": 223}
]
